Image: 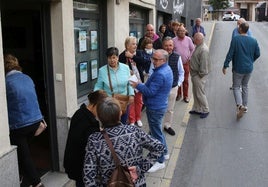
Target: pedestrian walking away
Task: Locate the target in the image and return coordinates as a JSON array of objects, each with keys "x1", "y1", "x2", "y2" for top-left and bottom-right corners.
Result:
[{"x1": 222, "y1": 22, "x2": 260, "y2": 120}]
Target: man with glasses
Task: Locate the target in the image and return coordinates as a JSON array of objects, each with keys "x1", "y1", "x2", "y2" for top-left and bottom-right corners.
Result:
[{"x1": 130, "y1": 49, "x2": 173, "y2": 172}]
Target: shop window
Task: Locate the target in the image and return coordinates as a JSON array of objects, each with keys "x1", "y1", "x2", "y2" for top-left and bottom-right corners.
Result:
[
  {"x1": 73, "y1": 0, "x2": 100, "y2": 97},
  {"x1": 129, "y1": 5, "x2": 148, "y2": 41}
]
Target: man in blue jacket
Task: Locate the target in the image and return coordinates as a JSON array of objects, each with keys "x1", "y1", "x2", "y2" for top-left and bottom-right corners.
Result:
[
  {"x1": 130, "y1": 49, "x2": 173, "y2": 172},
  {"x1": 223, "y1": 22, "x2": 260, "y2": 120}
]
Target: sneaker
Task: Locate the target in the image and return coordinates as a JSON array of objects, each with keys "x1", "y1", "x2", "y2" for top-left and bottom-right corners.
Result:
[
  {"x1": 136, "y1": 120, "x2": 143, "y2": 127},
  {"x1": 164, "y1": 154, "x2": 170, "y2": 160},
  {"x1": 243, "y1": 106, "x2": 248, "y2": 113},
  {"x1": 236, "y1": 105, "x2": 244, "y2": 120},
  {"x1": 129, "y1": 123, "x2": 135, "y2": 126},
  {"x1": 147, "y1": 162, "x2": 165, "y2": 173},
  {"x1": 164, "y1": 127, "x2": 175, "y2": 136}
]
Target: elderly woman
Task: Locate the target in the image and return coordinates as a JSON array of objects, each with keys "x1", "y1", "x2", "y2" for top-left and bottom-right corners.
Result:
[
  {"x1": 83, "y1": 97, "x2": 165, "y2": 186},
  {"x1": 94, "y1": 47, "x2": 134, "y2": 124},
  {"x1": 119, "y1": 36, "x2": 144, "y2": 127}
]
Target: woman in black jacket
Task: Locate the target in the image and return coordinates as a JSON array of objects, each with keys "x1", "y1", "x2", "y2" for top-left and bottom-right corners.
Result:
[{"x1": 63, "y1": 90, "x2": 108, "y2": 187}]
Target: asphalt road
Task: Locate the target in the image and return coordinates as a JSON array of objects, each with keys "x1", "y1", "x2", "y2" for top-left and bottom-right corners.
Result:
[{"x1": 170, "y1": 21, "x2": 268, "y2": 187}]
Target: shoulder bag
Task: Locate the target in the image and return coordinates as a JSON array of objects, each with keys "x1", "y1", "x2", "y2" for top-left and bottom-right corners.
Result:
[{"x1": 107, "y1": 65, "x2": 129, "y2": 114}]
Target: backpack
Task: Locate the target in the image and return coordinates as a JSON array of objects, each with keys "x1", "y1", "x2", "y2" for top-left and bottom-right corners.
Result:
[{"x1": 102, "y1": 130, "x2": 135, "y2": 187}]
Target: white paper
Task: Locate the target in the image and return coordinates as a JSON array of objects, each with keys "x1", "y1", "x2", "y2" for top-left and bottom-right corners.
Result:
[{"x1": 128, "y1": 74, "x2": 138, "y2": 83}]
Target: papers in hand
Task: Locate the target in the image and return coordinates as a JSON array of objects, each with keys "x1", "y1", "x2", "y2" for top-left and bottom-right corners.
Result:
[
  {"x1": 128, "y1": 74, "x2": 139, "y2": 93},
  {"x1": 128, "y1": 74, "x2": 138, "y2": 83}
]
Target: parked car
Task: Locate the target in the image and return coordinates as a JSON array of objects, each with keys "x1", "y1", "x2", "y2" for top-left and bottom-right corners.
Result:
[{"x1": 222, "y1": 11, "x2": 240, "y2": 21}]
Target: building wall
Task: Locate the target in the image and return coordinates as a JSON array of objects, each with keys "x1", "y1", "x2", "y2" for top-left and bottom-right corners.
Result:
[
  {"x1": 0, "y1": 10, "x2": 20, "y2": 187},
  {"x1": 108, "y1": 0, "x2": 156, "y2": 53},
  {"x1": 50, "y1": 0, "x2": 77, "y2": 171},
  {"x1": 0, "y1": 0, "x2": 203, "y2": 183}
]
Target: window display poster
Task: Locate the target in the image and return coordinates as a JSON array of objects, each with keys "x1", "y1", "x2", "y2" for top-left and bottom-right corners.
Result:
[
  {"x1": 91, "y1": 59, "x2": 98, "y2": 79},
  {"x1": 90, "y1": 31, "x2": 98, "y2": 50},
  {"x1": 79, "y1": 30, "x2": 87, "y2": 52},
  {"x1": 79, "y1": 62, "x2": 88, "y2": 84}
]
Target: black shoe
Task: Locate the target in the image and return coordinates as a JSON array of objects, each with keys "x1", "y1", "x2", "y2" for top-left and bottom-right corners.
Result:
[
  {"x1": 200, "y1": 112, "x2": 209, "y2": 118},
  {"x1": 141, "y1": 104, "x2": 146, "y2": 111},
  {"x1": 164, "y1": 127, "x2": 176, "y2": 136},
  {"x1": 189, "y1": 110, "x2": 201, "y2": 115}
]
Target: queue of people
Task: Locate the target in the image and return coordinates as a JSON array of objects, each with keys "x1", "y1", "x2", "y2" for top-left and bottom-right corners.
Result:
[{"x1": 5, "y1": 18, "x2": 260, "y2": 187}]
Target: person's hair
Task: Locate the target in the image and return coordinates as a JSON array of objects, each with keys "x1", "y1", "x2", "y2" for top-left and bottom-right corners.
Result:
[
  {"x1": 195, "y1": 18, "x2": 202, "y2": 22},
  {"x1": 193, "y1": 32, "x2": 204, "y2": 43},
  {"x1": 88, "y1": 90, "x2": 108, "y2": 107},
  {"x1": 162, "y1": 36, "x2": 173, "y2": 44},
  {"x1": 239, "y1": 22, "x2": 249, "y2": 33},
  {"x1": 158, "y1": 24, "x2": 166, "y2": 32},
  {"x1": 155, "y1": 49, "x2": 169, "y2": 61},
  {"x1": 96, "y1": 97, "x2": 121, "y2": 127},
  {"x1": 172, "y1": 21, "x2": 181, "y2": 27},
  {"x1": 105, "y1": 47, "x2": 119, "y2": 57},
  {"x1": 140, "y1": 37, "x2": 153, "y2": 50},
  {"x1": 124, "y1": 36, "x2": 137, "y2": 49},
  {"x1": 4, "y1": 54, "x2": 22, "y2": 74}
]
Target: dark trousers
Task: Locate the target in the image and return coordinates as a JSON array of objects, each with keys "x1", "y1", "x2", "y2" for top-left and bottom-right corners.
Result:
[{"x1": 10, "y1": 122, "x2": 41, "y2": 186}]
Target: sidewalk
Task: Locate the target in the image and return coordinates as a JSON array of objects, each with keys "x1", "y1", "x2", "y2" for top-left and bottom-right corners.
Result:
[
  {"x1": 144, "y1": 21, "x2": 215, "y2": 187},
  {"x1": 43, "y1": 21, "x2": 216, "y2": 187}
]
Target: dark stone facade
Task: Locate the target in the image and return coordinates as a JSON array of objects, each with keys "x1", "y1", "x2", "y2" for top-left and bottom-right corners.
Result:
[{"x1": 156, "y1": 0, "x2": 202, "y2": 36}]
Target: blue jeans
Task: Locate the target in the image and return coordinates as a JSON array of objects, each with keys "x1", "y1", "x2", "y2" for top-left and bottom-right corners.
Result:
[
  {"x1": 232, "y1": 71, "x2": 251, "y2": 107},
  {"x1": 146, "y1": 108, "x2": 167, "y2": 163}
]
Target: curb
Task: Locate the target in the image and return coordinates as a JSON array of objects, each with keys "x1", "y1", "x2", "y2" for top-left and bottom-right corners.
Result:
[{"x1": 166, "y1": 21, "x2": 216, "y2": 187}]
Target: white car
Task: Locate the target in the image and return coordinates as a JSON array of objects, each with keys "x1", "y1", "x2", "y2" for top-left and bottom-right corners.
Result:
[{"x1": 223, "y1": 11, "x2": 240, "y2": 21}]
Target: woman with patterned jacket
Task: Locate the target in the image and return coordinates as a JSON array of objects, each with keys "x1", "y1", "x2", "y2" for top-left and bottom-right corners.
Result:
[{"x1": 83, "y1": 97, "x2": 165, "y2": 187}]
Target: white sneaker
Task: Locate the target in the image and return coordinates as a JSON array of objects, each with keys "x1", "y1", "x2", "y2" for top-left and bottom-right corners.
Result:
[
  {"x1": 147, "y1": 162, "x2": 165, "y2": 173},
  {"x1": 129, "y1": 123, "x2": 135, "y2": 126},
  {"x1": 137, "y1": 120, "x2": 143, "y2": 127},
  {"x1": 164, "y1": 154, "x2": 170, "y2": 160}
]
